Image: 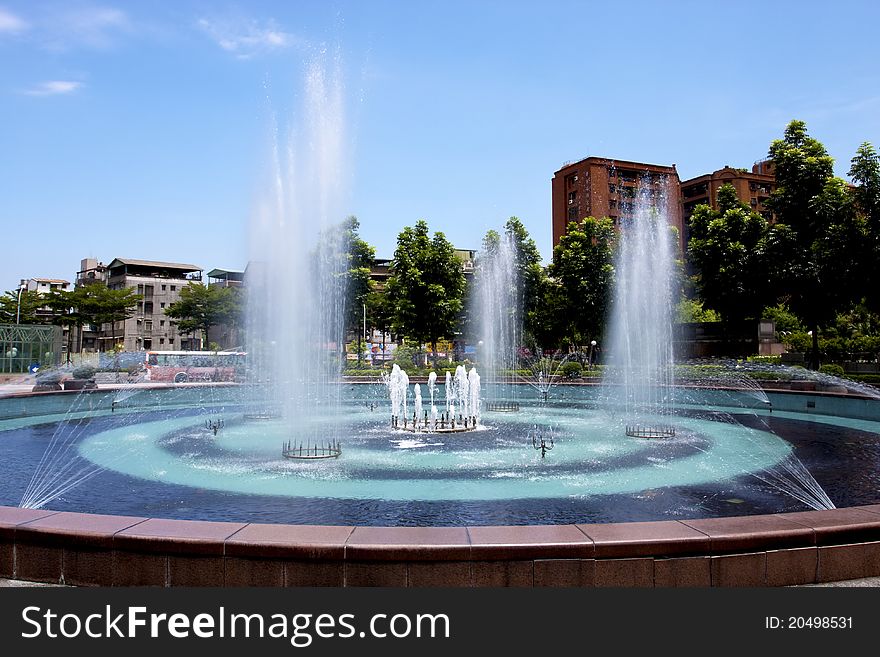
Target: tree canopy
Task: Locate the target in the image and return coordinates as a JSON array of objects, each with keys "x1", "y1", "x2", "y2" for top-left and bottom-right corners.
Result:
[
  {"x1": 165, "y1": 283, "x2": 242, "y2": 350},
  {"x1": 765, "y1": 120, "x2": 868, "y2": 368},
  {"x1": 0, "y1": 289, "x2": 51, "y2": 324},
  {"x1": 386, "y1": 219, "x2": 467, "y2": 358},
  {"x1": 687, "y1": 183, "x2": 770, "y2": 323},
  {"x1": 545, "y1": 217, "x2": 615, "y2": 349}
]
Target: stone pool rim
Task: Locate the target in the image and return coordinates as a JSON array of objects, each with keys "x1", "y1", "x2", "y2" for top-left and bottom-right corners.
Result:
[{"x1": 1, "y1": 383, "x2": 879, "y2": 587}]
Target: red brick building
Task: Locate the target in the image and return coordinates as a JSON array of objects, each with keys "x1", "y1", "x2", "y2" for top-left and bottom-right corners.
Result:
[
  {"x1": 551, "y1": 156, "x2": 683, "y2": 250},
  {"x1": 680, "y1": 160, "x2": 776, "y2": 227}
]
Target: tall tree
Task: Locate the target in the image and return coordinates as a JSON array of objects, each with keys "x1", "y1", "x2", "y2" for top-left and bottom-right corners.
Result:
[
  {"x1": 849, "y1": 142, "x2": 880, "y2": 313},
  {"x1": 342, "y1": 217, "x2": 375, "y2": 364},
  {"x1": 546, "y1": 217, "x2": 615, "y2": 349},
  {"x1": 165, "y1": 283, "x2": 242, "y2": 350},
  {"x1": 503, "y1": 217, "x2": 546, "y2": 344},
  {"x1": 96, "y1": 286, "x2": 143, "y2": 352},
  {"x1": 687, "y1": 183, "x2": 770, "y2": 323},
  {"x1": 766, "y1": 120, "x2": 868, "y2": 368},
  {"x1": 386, "y1": 219, "x2": 467, "y2": 364}
]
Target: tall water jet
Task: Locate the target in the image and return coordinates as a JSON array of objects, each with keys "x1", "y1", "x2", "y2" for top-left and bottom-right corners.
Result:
[
  {"x1": 476, "y1": 229, "x2": 521, "y2": 396},
  {"x1": 247, "y1": 53, "x2": 350, "y2": 445},
  {"x1": 603, "y1": 175, "x2": 677, "y2": 424}
]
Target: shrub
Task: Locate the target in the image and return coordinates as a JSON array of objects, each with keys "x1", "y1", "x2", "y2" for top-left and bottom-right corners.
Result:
[
  {"x1": 818, "y1": 364, "x2": 845, "y2": 377},
  {"x1": 72, "y1": 365, "x2": 97, "y2": 380},
  {"x1": 35, "y1": 370, "x2": 63, "y2": 384},
  {"x1": 747, "y1": 355, "x2": 781, "y2": 365},
  {"x1": 561, "y1": 362, "x2": 583, "y2": 378},
  {"x1": 849, "y1": 374, "x2": 880, "y2": 385}
]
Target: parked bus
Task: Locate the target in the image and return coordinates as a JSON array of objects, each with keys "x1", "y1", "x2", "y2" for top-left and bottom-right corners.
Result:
[{"x1": 144, "y1": 350, "x2": 247, "y2": 383}]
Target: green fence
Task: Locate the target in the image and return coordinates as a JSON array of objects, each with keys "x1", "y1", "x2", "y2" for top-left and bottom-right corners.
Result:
[{"x1": 0, "y1": 324, "x2": 62, "y2": 374}]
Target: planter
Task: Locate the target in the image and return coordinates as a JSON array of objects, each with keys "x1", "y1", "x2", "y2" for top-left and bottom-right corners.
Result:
[
  {"x1": 31, "y1": 383, "x2": 62, "y2": 392},
  {"x1": 63, "y1": 379, "x2": 98, "y2": 391}
]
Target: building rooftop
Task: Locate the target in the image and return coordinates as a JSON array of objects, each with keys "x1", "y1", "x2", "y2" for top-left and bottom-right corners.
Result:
[
  {"x1": 555, "y1": 155, "x2": 678, "y2": 175},
  {"x1": 107, "y1": 258, "x2": 202, "y2": 272},
  {"x1": 206, "y1": 268, "x2": 245, "y2": 278}
]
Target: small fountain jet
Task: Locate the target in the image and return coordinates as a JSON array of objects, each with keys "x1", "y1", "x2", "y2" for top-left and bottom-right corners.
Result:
[{"x1": 205, "y1": 418, "x2": 224, "y2": 436}]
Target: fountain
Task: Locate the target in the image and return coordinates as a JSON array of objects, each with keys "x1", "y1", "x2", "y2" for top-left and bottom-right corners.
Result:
[
  {"x1": 603, "y1": 176, "x2": 676, "y2": 436},
  {"x1": 385, "y1": 363, "x2": 481, "y2": 432},
  {"x1": 245, "y1": 53, "x2": 349, "y2": 453},
  {"x1": 476, "y1": 228, "x2": 520, "y2": 403},
  {"x1": 517, "y1": 350, "x2": 572, "y2": 402},
  {"x1": 0, "y1": 53, "x2": 867, "y2": 535}
]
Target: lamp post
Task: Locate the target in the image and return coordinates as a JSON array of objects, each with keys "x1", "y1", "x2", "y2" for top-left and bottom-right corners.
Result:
[
  {"x1": 588, "y1": 339, "x2": 597, "y2": 370},
  {"x1": 15, "y1": 279, "x2": 27, "y2": 324},
  {"x1": 359, "y1": 302, "x2": 366, "y2": 368}
]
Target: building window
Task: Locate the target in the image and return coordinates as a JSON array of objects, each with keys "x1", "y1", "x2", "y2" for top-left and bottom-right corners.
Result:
[
  {"x1": 567, "y1": 191, "x2": 577, "y2": 204},
  {"x1": 160, "y1": 338, "x2": 165, "y2": 345},
  {"x1": 608, "y1": 184, "x2": 616, "y2": 194},
  {"x1": 161, "y1": 285, "x2": 167, "y2": 291},
  {"x1": 170, "y1": 285, "x2": 176, "y2": 291},
  {"x1": 144, "y1": 302, "x2": 154, "y2": 314},
  {"x1": 160, "y1": 320, "x2": 165, "y2": 327},
  {"x1": 143, "y1": 339, "x2": 152, "y2": 350},
  {"x1": 567, "y1": 206, "x2": 579, "y2": 222},
  {"x1": 145, "y1": 320, "x2": 152, "y2": 333},
  {"x1": 609, "y1": 199, "x2": 617, "y2": 209},
  {"x1": 160, "y1": 302, "x2": 165, "y2": 309},
  {"x1": 169, "y1": 338, "x2": 174, "y2": 345}
]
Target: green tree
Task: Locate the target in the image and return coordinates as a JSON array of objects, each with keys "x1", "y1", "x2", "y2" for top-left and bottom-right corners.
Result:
[
  {"x1": 365, "y1": 288, "x2": 394, "y2": 365},
  {"x1": 95, "y1": 286, "x2": 142, "y2": 352},
  {"x1": 546, "y1": 217, "x2": 615, "y2": 349},
  {"x1": 386, "y1": 219, "x2": 467, "y2": 364},
  {"x1": 765, "y1": 120, "x2": 868, "y2": 368},
  {"x1": 676, "y1": 298, "x2": 721, "y2": 323},
  {"x1": 502, "y1": 217, "x2": 546, "y2": 345},
  {"x1": 165, "y1": 283, "x2": 242, "y2": 350},
  {"x1": 341, "y1": 217, "x2": 375, "y2": 365},
  {"x1": 687, "y1": 183, "x2": 770, "y2": 323},
  {"x1": 312, "y1": 216, "x2": 376, "y2": 367},
  {"x1": 0, "y1": 289, "x2": 51, "y2": 324},
  {"x1": 849, "y1": 142, "x2": 880, "y2": 313}
]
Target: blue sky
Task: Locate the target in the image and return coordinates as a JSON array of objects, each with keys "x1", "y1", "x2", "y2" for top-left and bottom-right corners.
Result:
[{"x1": 2, "y1": 0, "x2": 879, "y2": 289}]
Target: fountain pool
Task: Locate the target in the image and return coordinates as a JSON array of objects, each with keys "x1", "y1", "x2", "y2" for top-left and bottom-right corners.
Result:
[{"x1": 1, "y1": 383, "x2": 878, "y2": 526}]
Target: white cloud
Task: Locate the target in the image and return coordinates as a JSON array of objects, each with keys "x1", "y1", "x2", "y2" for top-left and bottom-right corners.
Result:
[
  {"x1": 197, "y1": 16, "x2": 301, "y2": 58},
  {"x1": 0, "y1": 6, "x2": 28, "y2": 34},
  {"x1": 39, "y1": 6, "x2": 131, "y2": 51},
  {"x1": 23, "y1": 80, "x2": 83, "y2": 96}
]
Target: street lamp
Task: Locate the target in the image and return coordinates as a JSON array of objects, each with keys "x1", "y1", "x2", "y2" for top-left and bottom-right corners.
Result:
[
  {"x1": 588, "y1": 339, "x2": 597, "y2": 370},
  {"x1": 15, "y1": 279, "x2": 27, "y2": 324}
]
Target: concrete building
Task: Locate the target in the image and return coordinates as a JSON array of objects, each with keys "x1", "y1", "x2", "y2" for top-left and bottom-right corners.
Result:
[
  {"x1": 551, "y1": 156, "x2": 683, "y2": 250},
  {"x1": 101, "y1": 258, "x2": 203, "y2": 352},
  {"x1": 680, "y1": 160, "x2": 776, "y2": 228},
  {"x1": 25, "y1": 277, "x2": 70, "y2": 322},
  {"x1": 26, "y1": 278, "x2": 70, "y2": 296}
]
